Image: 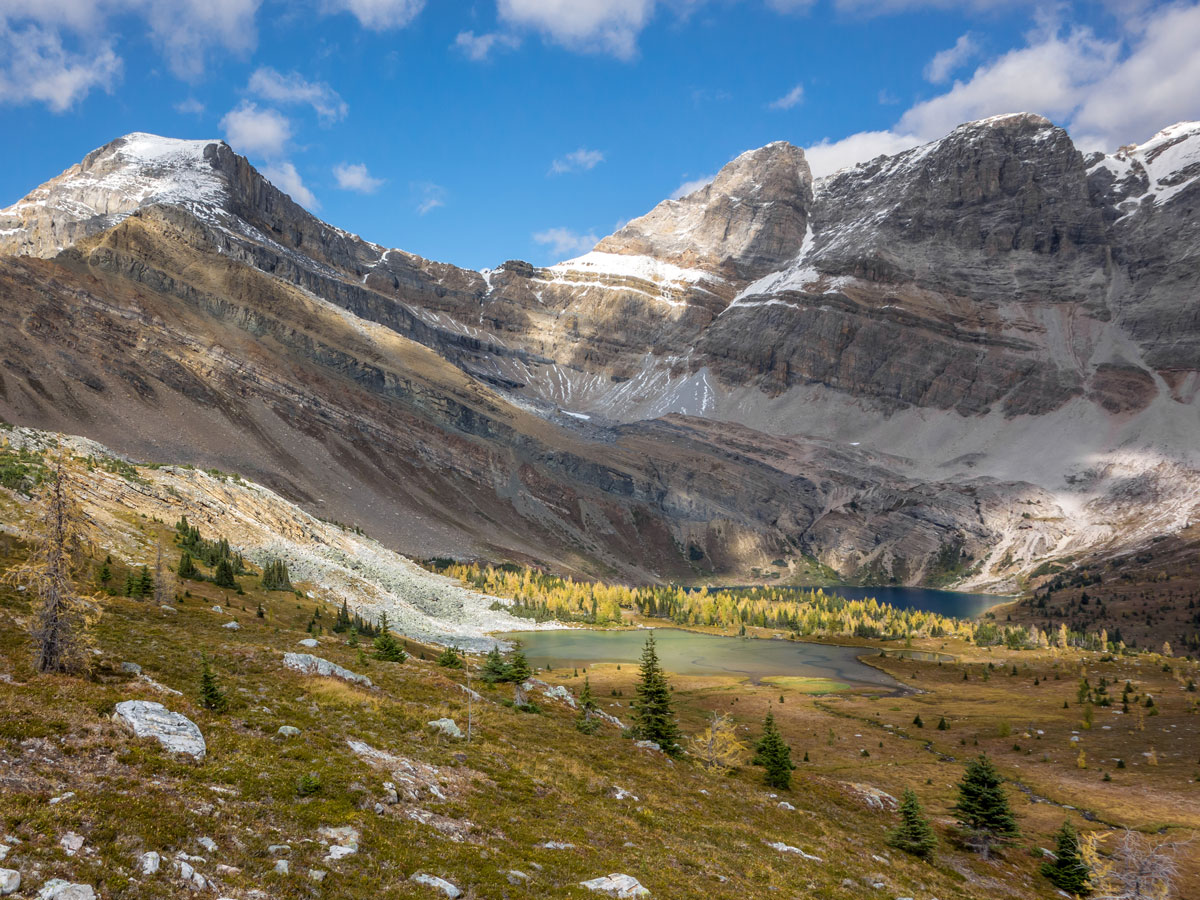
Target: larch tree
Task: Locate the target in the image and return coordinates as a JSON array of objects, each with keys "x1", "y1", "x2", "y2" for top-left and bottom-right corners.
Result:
[
  {"x1": 690, "y1": 711, "x2": 746, "y2": 769},
  {"x1": 1080, "y1": 829, "x2": 1181, "y2": 900},
  {"x1": 3, "y1": 454, "x2": 98, "y2": 674}
]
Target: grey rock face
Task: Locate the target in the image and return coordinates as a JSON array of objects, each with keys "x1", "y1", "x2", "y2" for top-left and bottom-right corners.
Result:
[{"x1": 112, "y1": 700, "x2": 206, "y2": 760}]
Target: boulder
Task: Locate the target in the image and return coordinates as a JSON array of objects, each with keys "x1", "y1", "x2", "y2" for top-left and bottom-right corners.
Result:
[
  {"x1": 36, "y1": 882, "x2": 95, "y2": 900},
  {"x1": 409, "y1": 873, "x2": 462, "y2": 898},
  {"x1": 298, "y1": 638, "x2": 319, "y2": 648},
  {"x1": 222, "y1": 621, "x2": 240, "y2": 630},
  {"x1": 138, "y1": 851, "x2": 161, "y2": 875},
  {"x1": 427, "y1": 718, "x2": 463, "y2": 739},
  {"x1": 277, "y1": 726, "x2": 301, "y2": 737},
  {"x1": 542, "y1": 685, "x2": 576, "y2": 707},
  {"x1": 282, "y1": 653, "x2": 371, "y2": 687},
  {"x1": 273, "y1": 860, "x2": 289, "y2": 875},
  {"x1": 580, "y1": 874, "x2": 650, "y2": 897},
  {"x1": 0, "y1": 869, "x2": 19, "y2": 895},
  {"x1": 633, "y1": 740, "x2": 661, "y2": 752},
  {"x1": 113, "y1": 701, "x2": 206, "y2": 760},
  {"x1": 59, "y1": 833, "x2": 83, "y2": 856},
  {"x1": 120, "y1": 662, "x2": 142, "y2": 675},
  {"x1": 765, "y1": 841, "x2": 822, "y2": 861}
]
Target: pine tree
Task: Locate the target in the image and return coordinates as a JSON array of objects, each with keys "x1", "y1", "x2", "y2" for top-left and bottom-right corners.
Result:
[
  {"x1": 1041, "y1": 819, "x2": 1090, "y2": 895},
  {"x1": 137, "y1": 564, "x2": 153, "y2": 599},
  {"x1": 213, "y1": 557, "x2": 237, "y2": 589},
  {"x1": 952, "y1": 754, "x2": 1019, "y2": 859},
  {"x1": 333, "y1": 600, "x2": 351, "y2": 633},
  {"x1": 199, "y1": 655, "x2": 228, "y2": 712},
  {"x1": 437, "y1": 645, "x2": 464, "y2": 669},
  {"x1": 753, "y1": 710, "x2": 794, "y2": 790},
  {"x1": 177, "y1": 550, "x2": 198, "y2": 580},
  {"x1": 507, "y1": 649, "x2": 531, "y2": 683},
  {"x1": 2, "y1": 456, "x2": 97, "y2": 674},
  {"x1": 261, "y1": 558, "x2": 293, "y2": 591},
  {"x1": 373, "y1": 622, "x2": 407, "y2": 662},
  {"x1": 632, "y1": 633, "x2": 681, "y2": 755},
  {"x1": 97, "y1": 558, "x2": 112, "y2": 588},
  {"x1": 888, "y1": 788, "x2": 938, "y2": 861},
  {"x1": 913, "y1": 713, "x2": 924, "y2": 728},
  {"x1": 937, "y1": 716, "x2": 949, "y2": 730},
  {"x1": 123, "y1": 570, "x2": 139, "y2": 598},
  {"x1": 576, "y1": 675, "x2": 599, "y2": 734},
  {"x1": 481, "y1": 645, "x2": 509, "y2": 683}
]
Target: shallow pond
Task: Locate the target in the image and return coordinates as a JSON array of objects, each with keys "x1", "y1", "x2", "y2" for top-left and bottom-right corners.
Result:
[{"x1": 497, "y1": 628, "x2": 903, "y2": 692}]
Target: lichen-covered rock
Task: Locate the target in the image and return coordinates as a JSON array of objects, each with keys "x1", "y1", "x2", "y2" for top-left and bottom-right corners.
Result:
[
  {"x1": 427, "y1": 718, "x2": 463, "y2": 739},
  {"x1": 409, "y1": 873, "x2": 462, "y2": 898},
  {"x1": 580, "y1": 874, "x2": 650, "y2": 897},
  {"x1": 283, "y1": 653, "x2": 371, "y2": 687},
  {"x1": 36, "y1": 881, "x2": 95, "y2": 900},
  {"x1": 113, "y1": 701, "x2": 206, "y2": 760},
  {"x1": 0, "y1": 869, "x2": 19, "y2": 895}
]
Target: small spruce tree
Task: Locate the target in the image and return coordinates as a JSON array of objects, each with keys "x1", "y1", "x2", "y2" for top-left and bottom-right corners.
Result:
[
  {"x1": 753, "y1": 709, "x2": 794, "y2": 790},
  {"x1": 888, "y1": 788, "x2": 938, "y2": 861},
  {"x1": 937, "y1": 716, "x2": 949, "y2": 730},
  {"x1": 952, "y1": 754, "x2": 1019, "y2": 859},
  {"x1": 137, "y1": 564, "x2": 154, "y2": 598},
  {"x1": 481, "y1": 645, "x2": 509, "y2": 683},
  {"x1": 913, "y1": 713, "x2": 924, "y2": 728},
  {"x1": 437, "y1": 645, "x2": 464, "y2": 669},
  {"x1": 372, "y1": 619, "x2": 407, "y2": 662},
  {"x1": 177, "y1": 550, "x2": 198, "y2": 580},
  {"x1": 507, "y1": 649, "x2": 531, "y2": 683},
  {"x1": 213, "y1": 558, "x2": 237, "y2": 589},
  {"x1": 199, "y1": 655, "x2": 228, "y2": 712},
  {"x1": 575, "y1": 675, "x2": 599, "y2": 734},
  {"x1": 1041, "y1": 819, "x2": 1090, "y2": 895},
  {"x1": 631, "y1": 633, "x2": 681, "y2": 755}
]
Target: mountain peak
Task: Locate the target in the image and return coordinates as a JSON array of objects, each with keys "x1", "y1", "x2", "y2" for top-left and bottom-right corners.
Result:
[
  {"x1": 0, "y1": 131, "x2": 232, "y2": 258},
  {"x1": 586, "y1": 140, "x2": 812, "y2": 283}
]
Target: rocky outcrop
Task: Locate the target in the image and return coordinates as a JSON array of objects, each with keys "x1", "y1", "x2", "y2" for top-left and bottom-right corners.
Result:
[
  {"x1": 112, "y1": 701, "x2": 206, "y2": 760},
  {"x1": 283, "y1": 653, "x2": 371, "y2": 687}
]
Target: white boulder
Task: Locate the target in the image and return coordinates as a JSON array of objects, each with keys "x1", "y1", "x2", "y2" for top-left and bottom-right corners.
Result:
[
  {"x1": 580, "y1": 874, "x2": 650, "y2": 897},
  {"x1": 283, "y1": 653, "x2": 371, "y2": 687},
  {"x1": 427, "y1": 718, "x2": 463, "y2": 739},
  {"x1": 138, "y1": 851, "x2": 160, "y2": 875},
  {"x1": 409, "y1": 873, "x2": 462, "y2": 897},
  {"x1": 0, "y1": 869, "x2": 19, "y2": 895},
  {"x1": 113, "y1": 701, "x2": 206, "y2": 760},
  {"x1": 36, "y1": 881, "x2": 96, "y2": 900}
]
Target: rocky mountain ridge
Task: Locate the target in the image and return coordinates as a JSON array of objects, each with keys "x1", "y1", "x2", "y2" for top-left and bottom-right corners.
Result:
[{"x1": 1, "y1": 116, "x2": 1198, "y2": 589}]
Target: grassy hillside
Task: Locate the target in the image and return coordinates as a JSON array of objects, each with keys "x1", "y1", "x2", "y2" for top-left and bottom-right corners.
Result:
[{"x1": 1, "y1": 452, "x2": 1198, "y2": 898}]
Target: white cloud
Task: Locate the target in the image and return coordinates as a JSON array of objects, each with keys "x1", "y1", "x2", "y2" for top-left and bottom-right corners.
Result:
[
  {"x1": 803, "y1": 130, "x2": 923, "y2": 179},
  {"x1": 334, "y1": 162, "x2": 384, "y2": 193},
  {"x1": 498, "y1": 0, "x2": 654, "y2": 58},
  {"x1": 454, "y1": 30, "x2": 520, "y2": 60},
  {"x1": 670, "y1": 173, "x2": 715, "y2": 198},
  {"x1": 0, "y1": 21, "x2": 120, "y2": 112},
  {"x1": 135, "y1": 0, "x2": 261, "y2": 79},
  {"x1": 220, "y1": 102, "x2": 292, "y2": 157},
  {"x1": 533, "y1": 226, "x2": 599, "y2": 257},
  {"x1": 924, "y1": 32, "x2": 977, "y2": 83},
  {"x1": 413, "y1": 181, "x2": 446, "y2": 214},
  {"x1": 262, "y1": 161, "x2": 319, "y2": 210},
  {"x1": 248, "y1": 67, "x2": 347, "y2": 124},
  {"x1": 549, "y1": 147, "x2": 605, "y2": 175},
  {"x1": 1069, "y1": 2, "x2": 1200, "y2": 150},
  {"x1": 323, "y1": 0, "x2": 425, "y2": 29},
  {"x1": 174, "y1": 97, "x2": 205, "y2": 115},
  {"x1": 805, "y1": 4, "x2": 1200, "y2": 178},
  {"x1": 768, "y1": 83, "x2": 804, "y2": 110}
]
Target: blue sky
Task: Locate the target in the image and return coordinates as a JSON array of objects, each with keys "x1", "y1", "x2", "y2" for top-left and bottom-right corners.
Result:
[{"x1": 2, "y1": 1, "x2": 1199, "y2": 269}]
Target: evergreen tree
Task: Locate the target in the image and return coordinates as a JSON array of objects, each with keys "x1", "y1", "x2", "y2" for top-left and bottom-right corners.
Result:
[
  {"x1": 952, "y1": 754, "x2": 1019, "y2": 859},
  {"x1": 177, "y1": 550, "x2": 198, "y2": 580},
  {"x1": 124, "y1": 570, "x2": 139, "y2": 598},
  {"x1": 437, "y1": 645, "x2": 463, "y2": 669},
  {"x1": 333, "y1": 600, "x2": 351, "y2": 633},
  {"x1": 199, "y1": 656, "x2": 228, "y2": 712},
  {"x1": 913, "y1": 713, "x2": 924, "y2": 728},
  {"x1": 97, "y1": 558, "x2": 112, "y2": 587},
  {"x1": 481, "y1": 645, "x2": 510, "y2": 683},
  {"x1": 347, "y1": 627, "x2": 359, "y2": 647},
  {"x1": 507, "y1": 649, "x2": 531, "y2": 683},
  {"x1": 575, "y1": 675, "x2": 599, "y2": 734},
  {"x1": 1041, "y1": 819, "x2": 1090, "y2": 895},
  {"x1": 753, "y1": 710, "x2": 794, "y2": 790},
  {"x1": 888, "y1": 788, "x2": 938, "y2": 860},
  {"x1": 937, "y1": 716, "x2": 949, "y2": 731},
  {"x1": 372, "y1": 617, "x2": 407, "y2": 662},
  {"x1": 137, "y1": 565, "x2": 154, "y2": 598},
  {"x1": 212, "y1": 558, "x2": 237, "y2": 589},
  {"x1": 261, "y1": 558, "x2": 293, "y2": 591},
  {"x1": 631, "y1": 633, "x2": 681, "y2": 755}
]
